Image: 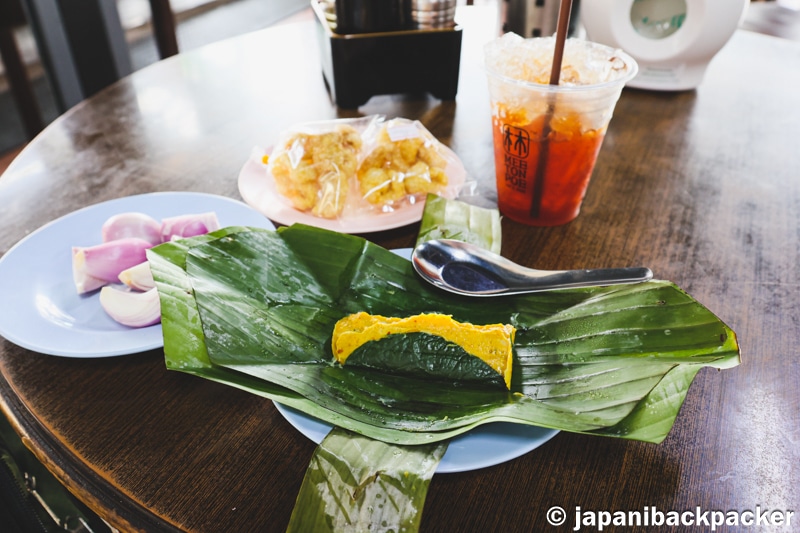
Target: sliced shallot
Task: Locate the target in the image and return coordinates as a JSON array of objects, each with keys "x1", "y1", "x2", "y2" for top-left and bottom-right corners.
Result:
[
  {"x1": 72, "y1": 257, "x2": 108, "y2": 295},
  {"x1": 161, "y1": 212, "x2": 220, "y2": 241},
  {"x1": 99, "y1": 286, "x2": 161, "y2": 328},
  {"x1": 118, "y1": 261, "x2": 155, "y2": 291},
  {"x1": 72, "y1": 238, "x2": 153, "y2": 289},
  {"x1": 101, "y1": 212, "x2": 162, "y2": 245}
]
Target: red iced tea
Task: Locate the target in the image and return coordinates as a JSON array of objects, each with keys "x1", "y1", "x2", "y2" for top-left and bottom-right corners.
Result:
[{"x1": 492, "y1": 110, "x2": 605, "y2": 226}]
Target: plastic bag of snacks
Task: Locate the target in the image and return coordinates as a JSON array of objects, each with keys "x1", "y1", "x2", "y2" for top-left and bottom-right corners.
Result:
[
  {"x1": 267, "y1": 116, "x2": 370, "y2": 219},
  {"x1": 265, "y1": 116, "x2": 462, "y2": 219}
]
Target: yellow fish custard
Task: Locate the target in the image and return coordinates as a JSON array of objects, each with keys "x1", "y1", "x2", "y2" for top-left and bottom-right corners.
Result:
[{"x1": 331, "y1": 312, "x2": 516, "y2": 389}]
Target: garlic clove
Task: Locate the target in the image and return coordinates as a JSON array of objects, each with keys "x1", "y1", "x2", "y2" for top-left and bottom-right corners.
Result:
[
  {"x1": 161, "y1": 212, "x2": 220, "y2": 241},
  {"x1": 118, "y1": 261, "x2": 155, "y2": 291},
  {"x1": 99, "y1": 286, "x2": 161, "y2": 328},
  {"x1": 74, "y1": 238, "x2": 154, "y2": 283},
  {"x1": 101, "y1": 212, "x2": 162, "y2": 245}
]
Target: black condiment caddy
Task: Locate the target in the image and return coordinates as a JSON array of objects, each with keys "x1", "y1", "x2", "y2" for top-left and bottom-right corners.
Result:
[{"x1": 313, "y1": 0, "x2": 463, "y2": 109}]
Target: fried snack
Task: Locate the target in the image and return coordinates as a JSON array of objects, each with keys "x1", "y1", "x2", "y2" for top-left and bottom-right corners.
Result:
[
  {"x1": 269, "y1": 125, "x2": 361, "y2": 218},
  {"x1": 357, "y1": 124, "x2": 449, "y2": 206}
]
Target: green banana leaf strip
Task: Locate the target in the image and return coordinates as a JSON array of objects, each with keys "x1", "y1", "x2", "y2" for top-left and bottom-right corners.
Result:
[
  {"x1": 287, "y1": 427, "x2": 447, "y2": 533},
  {"x1": 149, "y1": 223, "x2": 740, "y2": 444},
  {"x1": 416, "y1": 194, "x2": 502, "y2": 254}
]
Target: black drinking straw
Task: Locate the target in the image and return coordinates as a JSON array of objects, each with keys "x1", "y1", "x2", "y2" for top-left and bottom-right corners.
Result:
[{"x1": 530, "y1": 0, "x2": 573, "y2": 219}]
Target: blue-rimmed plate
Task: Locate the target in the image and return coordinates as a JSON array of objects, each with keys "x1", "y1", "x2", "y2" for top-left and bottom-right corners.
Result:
[
  {"x1": 274, "y1": 403, "x2": 560, "y2": 473},
  {"x1": 0, "y1": 192, "x2": 274, "y2": 357}
]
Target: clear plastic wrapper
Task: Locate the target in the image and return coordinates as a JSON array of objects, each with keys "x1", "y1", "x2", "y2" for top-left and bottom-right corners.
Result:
[
  {"x1": 267, "y1": 116, "x2": 371, "y2": 219},
  {"x1": 264, "y1": 116, "x2": 464, "y2": 220}
]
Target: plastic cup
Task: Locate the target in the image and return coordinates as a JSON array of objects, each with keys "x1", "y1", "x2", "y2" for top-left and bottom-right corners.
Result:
[{"x1": 484, "y1": 35, "x2": 638, "y2": 226}]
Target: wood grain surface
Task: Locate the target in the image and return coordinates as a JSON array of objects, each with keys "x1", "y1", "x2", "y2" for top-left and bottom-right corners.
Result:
[{"x1": 0, "y1": 6, "x2": 798, "y2": 532}]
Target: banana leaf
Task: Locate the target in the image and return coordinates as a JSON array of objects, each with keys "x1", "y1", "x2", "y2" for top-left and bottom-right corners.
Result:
[
  {"x1": 416, "y1": 194, "x2": 502, "y2": 254},
  {"x1": 148, "y1": 224, "x2": 740, "y2": 445},
  {"x1": 286, "y1": 427, "x2": 447, "y2": 533}
]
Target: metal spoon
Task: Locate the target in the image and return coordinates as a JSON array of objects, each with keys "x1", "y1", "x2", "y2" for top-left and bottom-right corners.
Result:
[{"x1": 411, "y1": 239, "x2": 653, "y2": 297}]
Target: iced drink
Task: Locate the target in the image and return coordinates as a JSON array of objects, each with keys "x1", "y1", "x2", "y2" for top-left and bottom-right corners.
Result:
[{"x1": 484, "y1": 34, "x2": 638, "y2": 226}]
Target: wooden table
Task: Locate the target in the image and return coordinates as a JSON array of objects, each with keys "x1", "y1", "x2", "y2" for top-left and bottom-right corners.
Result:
[{"x1": 1, "y1": 6, "x2": 798, "y2": 532}]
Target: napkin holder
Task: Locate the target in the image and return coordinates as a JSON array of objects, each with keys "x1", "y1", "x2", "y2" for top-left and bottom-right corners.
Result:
[{"x1": 312, "y1": 0, "x2": 463, "y2": 109}]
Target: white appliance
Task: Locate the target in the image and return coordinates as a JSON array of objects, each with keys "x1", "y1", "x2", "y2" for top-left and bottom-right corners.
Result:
[{"x1": 581, "y1": 0, "x2": 749, "y2": 90}]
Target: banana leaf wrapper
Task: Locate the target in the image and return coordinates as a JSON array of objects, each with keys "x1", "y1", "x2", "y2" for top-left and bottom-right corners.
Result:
[
  {"x1": 416, "y1": 194, "x2": 502, "y2": 254},
  {"x1": 147, "y1": 223, "x2": 740, "y2": 445},
  {"x1": 286, "y1": 427, "x2": 447, "y2": 533}
]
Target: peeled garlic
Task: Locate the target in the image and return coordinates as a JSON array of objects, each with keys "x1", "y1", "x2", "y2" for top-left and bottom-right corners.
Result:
[
  {"x1": 101, "y1": 212, "x2": 162, "y2": 245},
  {"x1": 99, "y1": 286, "x2": 161, "y2": 328},
  {"x1": 118, "y1": 261, "x2": 155, "y2": 291}
]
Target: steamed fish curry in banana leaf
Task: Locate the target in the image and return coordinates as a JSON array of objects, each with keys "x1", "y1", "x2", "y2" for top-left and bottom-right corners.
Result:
[{"x1": 332, "y1": 312, "x2": 516, "y2": 389}]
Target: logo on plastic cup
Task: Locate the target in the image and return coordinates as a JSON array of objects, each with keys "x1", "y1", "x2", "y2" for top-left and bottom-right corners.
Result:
[{"x1": 502, "y1": 124, "x2": 530, "y2": 193}]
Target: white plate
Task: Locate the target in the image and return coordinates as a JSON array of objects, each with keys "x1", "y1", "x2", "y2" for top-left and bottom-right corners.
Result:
[
  {"x1": 272, "y1": 247, "x2": 559, "y2": 473},
  {"x1": 0, "y1": 192, "x2": 275, "y2": 358},
  {"x1": 274, "y1": 402, "x2": 559, "y2": 473},
  {"x1": 237, "y1": 147, "x2": 467, "y2": 234}
]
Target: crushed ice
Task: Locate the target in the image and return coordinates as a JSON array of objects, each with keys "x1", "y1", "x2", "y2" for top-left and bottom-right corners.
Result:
[{"x1": 485, "y1": 33, "x2": 632, "y2": 86}]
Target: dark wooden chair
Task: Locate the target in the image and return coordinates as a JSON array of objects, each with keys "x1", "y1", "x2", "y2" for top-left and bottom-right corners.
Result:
[
  {"x1": 148, "y1": 0, "x2": 179, "y2": 58},
  {"x1": 0, "y1": 0, "x2": 43, "y2": 139},
  {"x1": 0, "y1": 0, "x2": 179, "y2": 142}
]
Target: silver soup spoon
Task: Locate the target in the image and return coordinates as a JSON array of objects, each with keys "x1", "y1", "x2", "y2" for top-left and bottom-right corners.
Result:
[{"x1": 411, "y1": 239, "x2": 653, "y2": 297}]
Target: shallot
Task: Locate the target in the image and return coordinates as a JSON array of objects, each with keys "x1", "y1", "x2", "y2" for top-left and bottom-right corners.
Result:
[
  {"x1": 161, "y1": 212, "x2": 220, "y2": 241},
  {"x1": 73, "y1": 210, "x2": 221, "y2": 327},
  {"x1": 119, "y1": 261, "x2": 155, "y2": 291},
  {"x1": 99, "y1": 286, "x2": 161, "y2": 328},
  {"x1": 72, "y1": 238, "x2": 153, "y2": 284},
  {"x1": 72, "y1": 267, "x2": 107, "y2": 295},
  {"x1": 101, "y1": 212, "x2": 162, "y2": 245}
]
